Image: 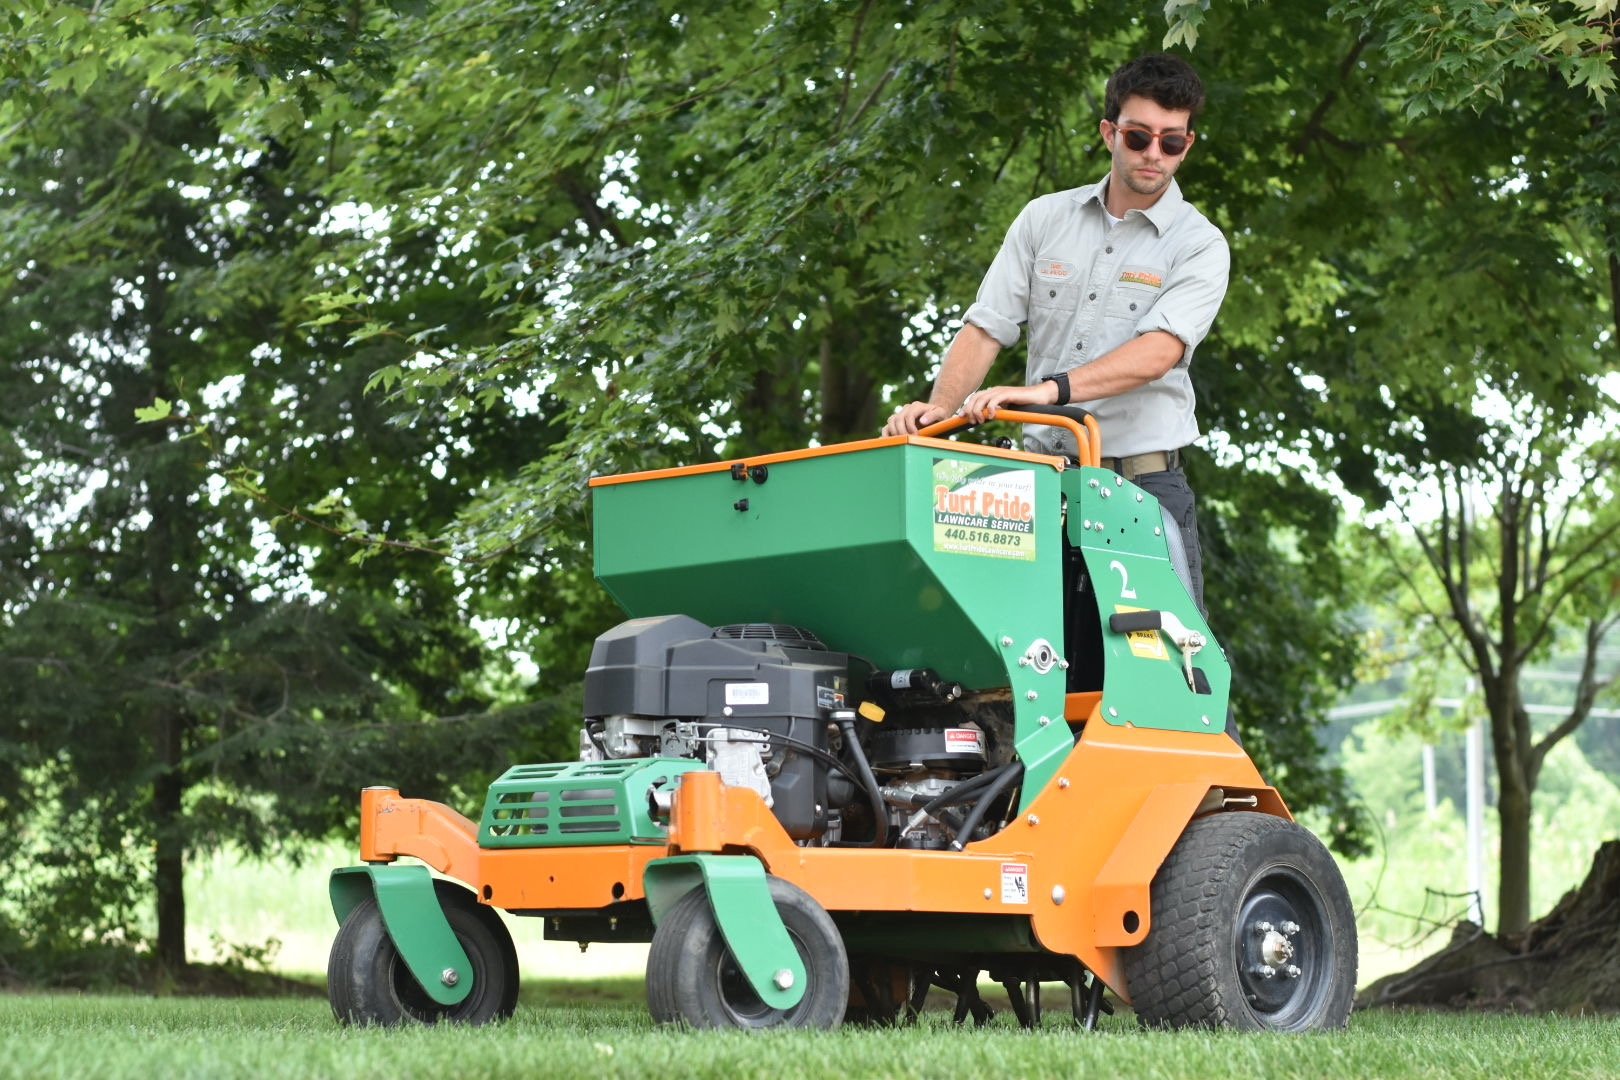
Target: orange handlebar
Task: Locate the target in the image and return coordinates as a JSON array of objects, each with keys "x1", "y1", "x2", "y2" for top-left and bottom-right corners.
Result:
[{"x1": 916, "y1": 409, "x2": 1101, "y2": 468}]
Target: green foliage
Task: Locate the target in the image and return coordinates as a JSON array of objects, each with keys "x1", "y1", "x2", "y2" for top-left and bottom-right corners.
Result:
[
  {"x1": 1328, "y1": 0, "x2": 1619, "y2": 110},
  {"x1": 0, "y1": 0, "x2": 573, "y2": 971}
]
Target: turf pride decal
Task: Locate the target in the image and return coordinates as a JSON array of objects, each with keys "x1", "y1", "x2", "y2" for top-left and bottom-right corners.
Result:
[{"x1": 932, "y1": 459, "x2": 1036, "y2": 562}]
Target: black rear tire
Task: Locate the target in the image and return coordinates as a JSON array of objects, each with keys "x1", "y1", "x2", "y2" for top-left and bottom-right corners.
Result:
[
  {"x1": 328, "y1": 879, "x2": 519, "y2": 1026},
  {"x1": 1124, "y1": 812, "x2": 1357, "y2": 1031},
  {"x1": 646, "y1": 875, "x2": 848, "y2": 1030}
]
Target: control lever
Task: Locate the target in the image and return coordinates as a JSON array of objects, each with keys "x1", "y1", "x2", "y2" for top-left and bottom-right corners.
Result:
[{"x1": 1107, "y1": 610, "x2": 1206, "y2": 693}]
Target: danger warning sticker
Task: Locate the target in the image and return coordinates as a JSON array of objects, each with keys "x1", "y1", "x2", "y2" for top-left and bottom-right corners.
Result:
[{"x1": 1001, "y1": 863, "x2": 1030, "y2": 905}]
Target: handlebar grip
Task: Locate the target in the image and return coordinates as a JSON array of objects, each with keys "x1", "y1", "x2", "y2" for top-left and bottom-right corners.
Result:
[
  {"x1": 1008, "y1": 403, "x2": 1096, "y2": 426},
  {"x1": 1108, "y1": 611, "x2": 1163, "y2": 634}
]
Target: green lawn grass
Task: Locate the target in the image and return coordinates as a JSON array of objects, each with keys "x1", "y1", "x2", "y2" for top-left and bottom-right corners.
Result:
[{"x1": 2, "y1": 989, "x2": 1616, "y2": 1080}]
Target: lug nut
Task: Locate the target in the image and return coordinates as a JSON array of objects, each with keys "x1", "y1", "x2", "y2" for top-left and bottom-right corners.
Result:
[
  {"x1": 441, "y1": 968, "x2": 460, "y2": 987},
  {"x1": 773, "y1": 968, "x2": 795, "y2": 990}
]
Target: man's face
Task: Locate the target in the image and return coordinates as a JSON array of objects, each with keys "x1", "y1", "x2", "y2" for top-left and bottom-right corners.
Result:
[{"x1": 1100, "y1": 95, "x2": 1195, "y2": 199}]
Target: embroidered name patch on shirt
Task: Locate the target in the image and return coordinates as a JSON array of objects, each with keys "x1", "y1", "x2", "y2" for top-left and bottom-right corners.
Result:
[
  {"x1": 1035, "y1": 258, "x2": 1073, "y2": 278},
  {"x1": 1119, "y1": 269, "x2": 1163, "y2": 288}
]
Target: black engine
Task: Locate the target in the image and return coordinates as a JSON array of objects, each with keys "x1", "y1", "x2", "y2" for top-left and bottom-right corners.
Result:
[{"x1": 580, "y1": 615, "x2": 1007, "y2": 847}]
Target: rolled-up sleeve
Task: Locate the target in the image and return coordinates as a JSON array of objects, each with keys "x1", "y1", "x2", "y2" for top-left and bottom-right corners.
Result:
[
  {"x1": 963, "y1": 203, "x2": 1035, "y2": 348},
  {"x1": 1135, "y1": 233, "x2": 1230, "y2": 363}
]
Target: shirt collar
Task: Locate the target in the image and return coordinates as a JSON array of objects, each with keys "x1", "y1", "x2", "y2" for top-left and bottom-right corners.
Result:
[{"x1": 1076, "y1": 174, "x2": 1185, "y2": 235}]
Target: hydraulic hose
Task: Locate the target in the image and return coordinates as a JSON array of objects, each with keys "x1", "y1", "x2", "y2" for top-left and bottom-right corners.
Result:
[
  {"x1": 884, "y1": 762, "x2": 1018, "y2": 836},
  {"x1": 835, "y1": 712, "x2": 890, "y2": 848},
  {"x1": 916, "y1": 762, "x2": 1016, "y2": 814},
  {"x1": 949, "y1": 761, "x2": 1024, "y2": 851}
]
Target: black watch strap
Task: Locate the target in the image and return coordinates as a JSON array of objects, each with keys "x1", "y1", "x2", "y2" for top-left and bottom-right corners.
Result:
[{"x1": 1042, "y1": 372, "x2": 1071, "y2": 406}]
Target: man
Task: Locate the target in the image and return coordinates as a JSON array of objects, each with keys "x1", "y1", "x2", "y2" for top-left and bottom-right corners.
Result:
[{"x1": 883, "y1": 52, "x2": 1228, "y2": 613}]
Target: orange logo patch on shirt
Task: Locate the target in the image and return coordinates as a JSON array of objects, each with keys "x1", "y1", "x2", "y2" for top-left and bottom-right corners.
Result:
[
  {"x1": 1035, "y1": 259, "x2": 1073, "y2": 278},
  {"x1": 1119, "y1": 270, "x2": 1163, "y2": 288}
]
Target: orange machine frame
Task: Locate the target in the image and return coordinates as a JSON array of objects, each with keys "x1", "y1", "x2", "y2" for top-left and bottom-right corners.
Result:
[{"x1": 358, "y1": 693, "x2": 1285, "y2": 1001}]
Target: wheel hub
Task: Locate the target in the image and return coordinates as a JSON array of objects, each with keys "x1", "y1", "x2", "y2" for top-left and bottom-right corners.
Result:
[
  {"x1": 1237, "y1": 891, "x2": 1317, "y2": 1018},
  {"x1": 1259, "y1": 929, "x2": 1293, "y2": 968}
]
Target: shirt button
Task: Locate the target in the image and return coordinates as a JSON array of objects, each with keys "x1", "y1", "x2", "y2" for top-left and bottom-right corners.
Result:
[
  {"x1": 1130, "y1": 302, "x2": 1138, "y2": 311},
  {"x1": 1105, "y1": 246, "x2": 1114, "y2": 254},
  {"x1": 1075, "y1": 341, "x2": 1085, "y2": 351},
  {"x1": 1088, "y1": 292, "x2": 1096, "y2": 300},
  {"x1": 1049, "y1": 289, "x2": 1057, "y2": 298}
]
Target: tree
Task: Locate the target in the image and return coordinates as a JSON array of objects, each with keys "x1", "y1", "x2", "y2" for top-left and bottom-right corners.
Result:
[
  {"x1": 1161, "y1": 0, "x2": 1619, "y2": 932},
  {"x1": 1368, "y1": 417, "x2": 1620, "y2": 935},
  {"x1": 1269, "y1": 0, "x2": 1620, "y2": 936},
  {"x1": 0, "y1": 1, "x2": 569, "y2": 979}
]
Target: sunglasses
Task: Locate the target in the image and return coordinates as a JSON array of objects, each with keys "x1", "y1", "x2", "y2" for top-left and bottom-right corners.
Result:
[{"x1": 1114, "y1": 124, "x2": 1193, "y2": 157}]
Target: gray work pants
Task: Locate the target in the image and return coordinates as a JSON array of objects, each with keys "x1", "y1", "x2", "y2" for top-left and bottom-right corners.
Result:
[{"x1": 1133, "y1": 467, "x2": 1205, "y2": 616}]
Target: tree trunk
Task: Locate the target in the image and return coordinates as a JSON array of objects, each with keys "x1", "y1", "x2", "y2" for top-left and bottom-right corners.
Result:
[
  {"x1": 142, "y1": 251, "x2": 189, "y2": 977},
  {"x1": 153, "y1": 711, "x2": 187, "y2": 975},
  {"x1": 1496, "y1": 771, "x2": 1534, "y2": 938},
  {"x1": 817, "y1": 328, "x2": 878, "y2": 443},
  {"x1": 1608, "y1": 249, "x2": 1619, "y2": 363}
]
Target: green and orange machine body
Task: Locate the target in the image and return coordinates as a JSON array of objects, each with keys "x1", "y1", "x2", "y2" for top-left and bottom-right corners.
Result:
[{"x1": 332, "y1": 412, "x2": 1283, "y2": 1013}]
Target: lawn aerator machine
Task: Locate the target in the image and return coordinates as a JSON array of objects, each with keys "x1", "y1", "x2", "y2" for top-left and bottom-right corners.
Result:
[{"x1": 326, "y1": 406, "x2": 1357, "y2": 1032}]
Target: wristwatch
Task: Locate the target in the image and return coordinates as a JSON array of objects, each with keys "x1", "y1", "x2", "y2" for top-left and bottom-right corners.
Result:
[{"x1": 1041, "y1": 372, "x2": 1071, "y2": 406}]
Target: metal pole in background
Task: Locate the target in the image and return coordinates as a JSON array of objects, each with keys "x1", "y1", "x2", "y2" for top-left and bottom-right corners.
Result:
[{"x1": 1422, "y1": 744, "x2": 1437, "y2": 814}]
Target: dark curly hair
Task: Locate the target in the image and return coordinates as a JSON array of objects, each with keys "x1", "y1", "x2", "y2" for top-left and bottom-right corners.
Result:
[{"x1": 1104, "y1": 53, "x2": 1206, "y2": 128}]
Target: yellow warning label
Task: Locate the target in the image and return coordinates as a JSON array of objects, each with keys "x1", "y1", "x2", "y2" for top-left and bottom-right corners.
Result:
[{"x1": 1115, "y1": 605, "x2": 1169, "y2": 661}]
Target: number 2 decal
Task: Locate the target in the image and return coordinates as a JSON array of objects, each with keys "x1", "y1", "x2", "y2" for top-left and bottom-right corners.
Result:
[{"x1": 1108, "y1": 559, "x2": 1138, "y2": 599}]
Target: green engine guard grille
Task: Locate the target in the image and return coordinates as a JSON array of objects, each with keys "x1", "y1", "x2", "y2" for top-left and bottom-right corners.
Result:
[{"x1": 478, "y1": 758, "x2": 706, "y2": 848}]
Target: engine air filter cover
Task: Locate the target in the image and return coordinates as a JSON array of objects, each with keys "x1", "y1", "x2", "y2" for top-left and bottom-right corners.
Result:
[{"x1": 713, "y1": 623, "x2": 826, "y2": 650}]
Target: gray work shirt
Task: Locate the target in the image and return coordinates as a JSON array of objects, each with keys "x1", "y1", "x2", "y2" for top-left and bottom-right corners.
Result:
[{"x1": 963, "y1": 175, "x2": 1230, "y2": 460}]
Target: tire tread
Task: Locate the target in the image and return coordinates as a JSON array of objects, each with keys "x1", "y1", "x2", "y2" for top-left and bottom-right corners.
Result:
[{"x1": 1125, "y1": 811, "x2": 1356, "y2": 1031}]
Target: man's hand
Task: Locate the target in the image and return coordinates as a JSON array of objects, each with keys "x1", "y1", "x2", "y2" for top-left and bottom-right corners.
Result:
[
  {"x1": 882, "y1": 401, "x2": 950, "y2": 436},
  {"x1": 960, "y1": 379, "x2": 1061, "y2": 424}
]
